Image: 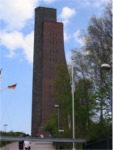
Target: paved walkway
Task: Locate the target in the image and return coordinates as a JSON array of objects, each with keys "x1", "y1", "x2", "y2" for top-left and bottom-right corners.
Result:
[{"x1": 0, "y1": 142, "x2": 56, "y2": 150}]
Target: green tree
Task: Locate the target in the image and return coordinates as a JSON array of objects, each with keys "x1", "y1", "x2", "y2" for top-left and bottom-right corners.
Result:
[
  {"x1": 84, "y1": 3, "x2": 112, "y2": 121},
  {"x1": 54, "y1": 63, "x2": 72, "y2": 137},
  {"x1": 71, "y1": 2, "x2": 112, "y2": 140},
  {"x1": 75, "y1": 78, "x2": 95, "y2": 138}
]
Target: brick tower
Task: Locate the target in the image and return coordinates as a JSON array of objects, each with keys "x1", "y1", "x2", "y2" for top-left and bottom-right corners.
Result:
[{"x1": 31, "y1": 7, "x2": 67, "y2": 137}]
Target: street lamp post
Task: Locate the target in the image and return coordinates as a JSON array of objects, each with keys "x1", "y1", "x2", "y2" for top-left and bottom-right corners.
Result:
[
  {"x1": 54, "y1": 104, "x2": 60, "y2": 149},
  {"x1": 71, "y1": 58, "x2": 76, "y2": 150},
  {"x1": 54, "y1": 104, "x2": 60, "y2": 137},
  {"x1": 3, "y1": 124, "x2": 8, "y2": 132},
  {"x1": 101, "y1": 63, "x2": 112, "y2": 113}
]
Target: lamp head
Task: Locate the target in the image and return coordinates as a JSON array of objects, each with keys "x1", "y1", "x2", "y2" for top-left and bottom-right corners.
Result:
[
  {"x1": 101, "y1": 63, "x2": 111, "y2": 70},
  {"x1": 54, "y1": 104, "x2": 59, "y2": 108}
]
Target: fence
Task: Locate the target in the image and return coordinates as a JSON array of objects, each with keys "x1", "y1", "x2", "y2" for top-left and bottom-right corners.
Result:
[{"x1": 83, "y1": 137, "x2": 112, "y2": 149}]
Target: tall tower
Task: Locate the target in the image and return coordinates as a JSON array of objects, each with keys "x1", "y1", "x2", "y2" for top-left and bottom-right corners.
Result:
[{"x1": 31, "y1": 7, "x2": 67, "y2": 137}]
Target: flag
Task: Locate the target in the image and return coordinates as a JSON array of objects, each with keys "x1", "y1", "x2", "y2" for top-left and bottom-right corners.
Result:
[{"x1": 8, "y1": 84, "x2": 17, "y2": 89}]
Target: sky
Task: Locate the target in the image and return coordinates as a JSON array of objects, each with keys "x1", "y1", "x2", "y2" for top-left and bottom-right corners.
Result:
[{"x1": 0, "y1": 0, "x2": 110, "y2": 134}]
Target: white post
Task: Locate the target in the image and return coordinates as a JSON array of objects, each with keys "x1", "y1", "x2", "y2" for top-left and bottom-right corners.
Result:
[
  {"x1": 58, "y1": 106, "x2": 59, "y2": 137},
  {"x1": 72, "y1": 59, "x2": 76, "y2": 150},
  {"x1": 3, "y1": 124, "x2": 8, "y2": 132},
  {"x1": 54, "y1": 104, "x2": 60, "y2": 149},
  {"x1": 54, "y1": 104, "x2": 59, "y2": 137}
]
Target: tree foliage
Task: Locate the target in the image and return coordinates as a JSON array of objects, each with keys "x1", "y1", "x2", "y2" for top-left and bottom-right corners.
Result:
[
  {"x1": 71, "y1": 3, "x2": 112, "y2": 140},
  {"x1": 84, "y1": 3, "x2": 112, "y2": 121},
  {"x1": 54, "y1": 63, "x2": 72, "y2": 135}
]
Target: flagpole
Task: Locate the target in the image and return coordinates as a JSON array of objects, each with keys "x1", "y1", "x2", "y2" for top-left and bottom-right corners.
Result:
[{"x1": 72, "y1": 58, "x2": 76, "y2": 150}]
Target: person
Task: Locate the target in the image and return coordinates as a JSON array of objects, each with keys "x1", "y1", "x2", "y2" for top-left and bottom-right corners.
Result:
[
  {"x1": 24, "y1": 135, "x2": 31, "y2": 150},
  {"x1": 40, "y1": 133, "x2": 44, "y2": 138},
  {"x1": 18, "y1": 133, "x2": 24, "y2": 150},
  {"x1": 48, "y1": 133, "x2": 52, "y2": 138}
]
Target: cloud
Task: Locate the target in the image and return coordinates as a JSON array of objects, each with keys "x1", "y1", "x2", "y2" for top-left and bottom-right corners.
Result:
[
  {"x1": 41, "y1": 0, "x2": 56, "y2": 3},
  {"x1": 1, "y1": 31, "x2": 34, "y2": 63},
  {"x1": 60, "y1": 7, "x2": 76, "y2": 26},
  {"x1": 61, "y1": 7, "x2": 76, "y2": 19},
  {"x1": 73, "y1": 30, "x2": 84, "y2": 46},
  {"x1": 0, "y1": 0, "x2": 38, "y2": 63},
  {"x1": 22, "y1": 32, "x2": 34, "y2": 63},
  {"x1": 0, "y1": 0, "x2": 38, "y2": 30},
  {"x1": 64, "y1": 31, "x2": 70, "y2": 41}
]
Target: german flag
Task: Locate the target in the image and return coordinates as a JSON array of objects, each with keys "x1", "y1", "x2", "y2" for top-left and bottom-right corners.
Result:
[{"x1": 8, "y1": 84, "x2": 17, "y2": 89}]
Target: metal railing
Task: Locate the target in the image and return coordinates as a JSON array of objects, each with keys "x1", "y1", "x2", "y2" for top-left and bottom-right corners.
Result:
[{"x1": 0, "y1": 136, "x2": 86, "y2": 143}]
